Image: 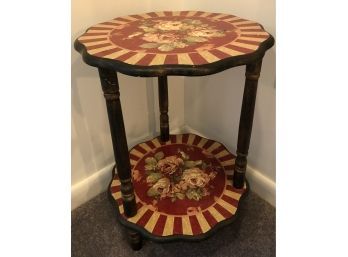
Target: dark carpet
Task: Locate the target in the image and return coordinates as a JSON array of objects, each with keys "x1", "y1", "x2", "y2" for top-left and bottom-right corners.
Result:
[{"x1": 72, "y1": 191, "x2": 275, "y2": 257}]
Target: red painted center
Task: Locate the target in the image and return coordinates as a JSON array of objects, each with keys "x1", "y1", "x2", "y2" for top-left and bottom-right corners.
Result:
[
  {"x1": 109, "y1": 16, "x2": 239, "y2": 54},
  {"x1": 133, "y1": 144, "x2": 227, "y2": 215}
]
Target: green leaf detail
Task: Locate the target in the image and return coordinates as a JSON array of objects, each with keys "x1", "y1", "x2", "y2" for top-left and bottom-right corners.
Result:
[
  {"x1": 145, "y1": 164, "x2": 156, "y2": 171},
  {"x1": 154, "y1": 151, "x2": 165, "y2": 161},
  {"x1": 194, "y1": 160, "x2": 203, "y2": 166},
  {"x1": 158, "y1": 44, "x2": 175, "y2": 52},
  {"x1": 191, "y1": 20, "x2": 202, "y2": 25},
  {"x1": 173, "y1": 175, "x2": 182, "y2": 183},
  {"x1": 184, "y1": 36, "x2": 208, "y2": 43},
  {"x1": 175, "y1": 192, "x2": 185, "y2": 200},
  {"x1": 147, "y1": 187, "x2": 160, "y2": 197},
  {"x1": 184, "y1": 161, "x2": 197, "y2": 169},
  {"x1": 182, "y1": 19, "x2": 201, "y2": 25},
  {"x1": 182, "y1": 19, "x2": 194, "y2": 24},
  {"x1": 201, "y1": 162, "x2": 207, "y2": 170},
  {"x1": 142, "y1": 27, "x2": 157, "y2": 33},
  {"x1": 145, "y1": 157, "x2": 157, "y2": 165},
  {"x1": 186, "y1": 188, "x2": 203, "y2": 201},
  {"x1": 140, "y1": 43, "x2": 160, "y2": 49},
  {"x1": 179, "y1": 151, "x2": 189, "y2": 160},
  {"x1": 146, "y1": 172, "x2": 162, "y2": 184}
]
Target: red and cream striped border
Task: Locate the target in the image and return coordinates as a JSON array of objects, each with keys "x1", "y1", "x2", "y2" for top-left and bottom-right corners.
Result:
[
  {"x1": 110, "y1": 133, "x2": 247, "y2": 237},
  {"x1": 77, "y1": 11, "x2": 270, "y2": 66}
]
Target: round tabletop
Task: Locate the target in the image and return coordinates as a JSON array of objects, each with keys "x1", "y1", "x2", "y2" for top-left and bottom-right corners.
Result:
[{"x1": 74, "y1": 11, "x2": 274, "y2": 76}]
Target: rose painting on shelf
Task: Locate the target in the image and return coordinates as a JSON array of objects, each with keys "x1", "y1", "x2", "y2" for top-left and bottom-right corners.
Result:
[{"x1": 142, "y1": 150, "x2": 218, "y2": 202}]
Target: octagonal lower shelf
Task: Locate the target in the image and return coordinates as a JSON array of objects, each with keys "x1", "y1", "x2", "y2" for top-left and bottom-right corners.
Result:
[{"x1": 109, "y1": 133, "x2": 248, "y2": 241}]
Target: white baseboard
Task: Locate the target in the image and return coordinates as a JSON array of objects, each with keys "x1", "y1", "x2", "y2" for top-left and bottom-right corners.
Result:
[
  {"x1": 71, "y1": 163, "x2": 114, "y2": 210},
  {"x1": 183, "y1": 125, "x2": 275, "y2": 206},
  {"x1": 71, "y1": 128, "x2": 186, "y2": 210},
  {"x1": 245, "y1": 164, "x2": 276, "y2": 206},
  {"x1": 71, "y1": 126, "x2": 275, "y2": 209}
]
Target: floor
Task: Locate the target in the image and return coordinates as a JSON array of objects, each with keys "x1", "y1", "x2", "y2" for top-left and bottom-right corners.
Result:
[{"x1": 72, "y1": 191, "x2": 275, "y2": 257}]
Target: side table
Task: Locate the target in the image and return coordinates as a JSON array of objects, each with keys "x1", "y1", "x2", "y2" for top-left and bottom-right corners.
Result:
[{"x1": 74, "y1": 10, "x2": 274, "y2": 250}]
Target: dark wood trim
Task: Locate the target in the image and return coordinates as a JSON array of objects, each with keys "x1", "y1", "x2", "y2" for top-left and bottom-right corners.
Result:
[
  {"x1": 74, "y1": 34, "x2": 274, "y2": 77},
  {"x1": 233, "y1": 60, "x2": 262, "y2": 188},
  {"x1": 158, "y1": 76, "x2": 170, "y2": 142},
  {"x1": 98, "y1": 68, "x2": 137, "y2": 217}
]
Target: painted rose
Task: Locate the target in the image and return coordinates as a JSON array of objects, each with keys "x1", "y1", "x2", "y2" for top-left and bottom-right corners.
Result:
[
  {"x1": 152, "y1": 177, "x2": 170, "y2": 196},
  {"x1": 135, "y1": 19, "x2": 227, "y2": 52},
  {"x1": 142, "y1": 33, "x2": 179, "y2": 44},
  {"x1": 189, "y1": 29, "x2": 224, "y2": 38},
  {"x1": 182, "y1": 168, "x2": 211, "y2": 188},
  {"x1": 154, "y1": 21, "x2": 183, "y2": 31},
  {"x1": 156, "y1": 155, "x2": 184, "y2": 175},
  {"x1": 171, "y1": 41, "x2": 187, "y2": 48},
  {"x1": 145, "y1": 150, "x2": 219, "y2": 202}
]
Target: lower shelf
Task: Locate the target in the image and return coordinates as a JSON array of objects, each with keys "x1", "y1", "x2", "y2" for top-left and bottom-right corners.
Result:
[{"x1": 109, "y1": 133, "x2": 248, "y2": 241}]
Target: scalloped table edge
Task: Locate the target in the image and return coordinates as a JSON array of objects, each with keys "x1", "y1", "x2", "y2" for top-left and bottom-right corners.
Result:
[
  {"x1": 74, "y1": 34, "x2": 274, "y2": 77},
  {"x1": 107, "y1": 167, "x2": 249, "y2": 243}
]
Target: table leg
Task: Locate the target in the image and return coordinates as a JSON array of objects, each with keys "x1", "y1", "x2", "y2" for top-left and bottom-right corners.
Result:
[
  {"x1": 233, "y1": 60, "x2": 263, "y2": 189},
  {"x1": 127, "y1": 229, "x2": 143, "y2": 250},
  {"x1": 158, "y1": 76, "x2": 169, "y2": 142},
  {"x1": 98, "y1": 68, "x2": 137, "y2": 217}
]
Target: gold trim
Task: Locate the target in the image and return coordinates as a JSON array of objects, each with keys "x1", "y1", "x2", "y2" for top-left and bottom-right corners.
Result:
[
  {"x1": 139, "y1": 143, "x2": 152, "y2": 152},
  {"x1": 197, "y1": 137, "x2": 208, "y2": 148},
  {"x1": 103, "y1": 49, "x2": 130, "y2": 59},
  {"x1": 187, "y1": 134, "x2": 195, "y2": 145},
  {"x1": 220, "y1": 159, "x2": 235, "y2": 166},
  {"x1": 111, "y1": 179, "x2": 121, "y2": 187},
  {"x1": 152, "y1": 138, "x2": 161, "y2": 148},
  {"x1": 217, "y1": 46, "x2": 244, "y2": 57},
  {"x1": 127, "y1": 206, "x2": 148, "y2": 223},
  {"x1": 156, "y1": 11, "x2": 165, "y2": 17},
  {"x1": 206, "y1": 142, "x2": 221, "y2": 153},
  {"x1": 224, "y1": 190, "x2": 242, "y2": 201},
  {"x1": 176, "y1": 134, "x2": 183, "y2": 144},
  {"x1": 162, "y1": 216, "x2": 175, "y2": 236},
  {"x1": 196, "y1": 212, "x2": 211, "y2": 233},
  {"x1": 112, "y1": 191, "x2": 121, "y2": 199},
  {"x1": 124, "y1": 52, "x2": 147, "y2": 65},
  {"x1": 119, "y1": 204, "x2": 124, "y2": 214},
  {"x1": 130, "y1": 148, "x2": 144, "y2": 158},
  {"x1": 182, "y1": 216, "x2": 193, "y2": 235},
  {"x1": 199, "y1": 51, "x2": 220, "y2": 63},
  {"x1": 217, "y1": 198, "x2": 237, "y2": 215},
  {"x1": 208, "y1": 206, "x2": 225, "y2": 222},
  {"x1": 178, "y1": 53, "x2": 194, "y2": 65},
  {"x1": 149, "y1": 54, "x2": 166, "y2": 65},
  {"x1": 144, "y1": 212, "x2": 161, "y2": 232}
]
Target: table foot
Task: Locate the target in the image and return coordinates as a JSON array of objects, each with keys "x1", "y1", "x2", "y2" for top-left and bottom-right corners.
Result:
[{"x1": 127, "y1": 229, "x2": 143, "y2": 250}]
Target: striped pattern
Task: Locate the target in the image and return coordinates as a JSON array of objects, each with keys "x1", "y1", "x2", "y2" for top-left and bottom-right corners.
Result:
[
  {"x1": 110, "y1": 134, "x2": 247, "y2": 237},
  {"x1": 77, "y1": 11, "x2": 270, "y2": 66}
]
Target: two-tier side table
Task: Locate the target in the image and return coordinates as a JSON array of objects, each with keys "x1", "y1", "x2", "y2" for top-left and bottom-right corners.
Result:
[{"x1": 74, "y1": 10, "x2": 274, "y2": 250}]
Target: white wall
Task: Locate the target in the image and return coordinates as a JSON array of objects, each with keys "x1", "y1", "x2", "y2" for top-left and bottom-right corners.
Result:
[{"x1": 72, "y1": 0, "x2": 275, "y2": 208}]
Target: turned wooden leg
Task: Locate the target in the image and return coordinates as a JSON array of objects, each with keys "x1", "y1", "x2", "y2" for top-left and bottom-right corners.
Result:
[
  {"x1": 98, "y1": 68, "x2": 137, "y2": 217},
  {"x1": 233, "y1": 60, "x2": 263, "y2": 189},
  {"x1": 127, "y1": 229, "x2": 143, "y2": 251},
  {"x1": 158, "y1": 76, "x2": 170, "y2": 142}
]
